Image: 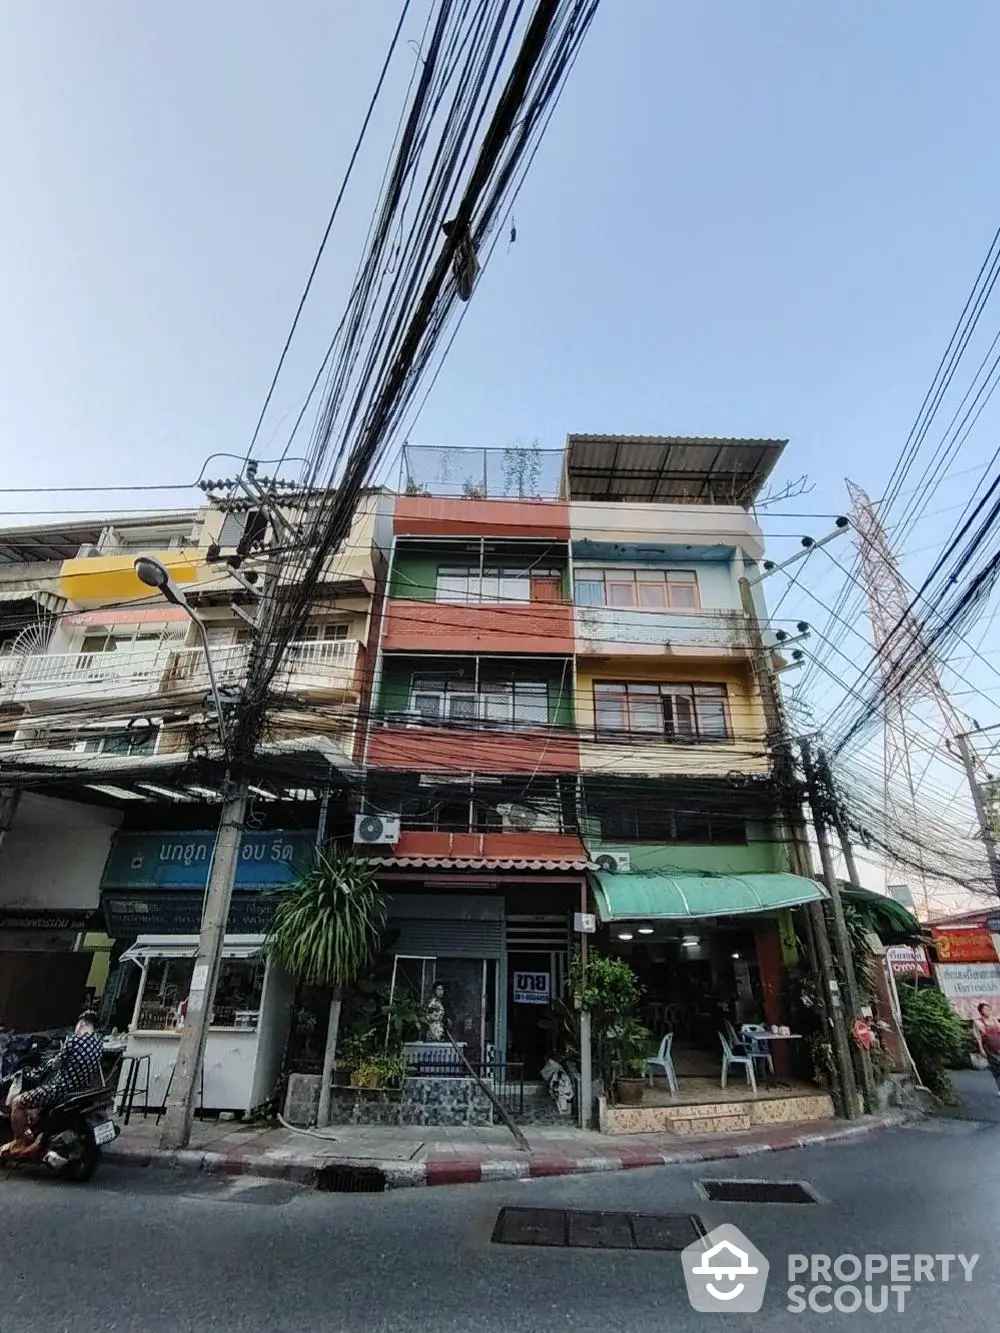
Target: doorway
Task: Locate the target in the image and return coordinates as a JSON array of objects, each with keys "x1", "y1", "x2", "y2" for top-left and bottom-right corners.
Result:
[{"x1": 506, "y1": 951, "x2": 555, "y2": 1077}]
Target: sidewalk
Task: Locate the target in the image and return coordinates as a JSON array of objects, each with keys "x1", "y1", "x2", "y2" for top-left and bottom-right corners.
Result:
[{"x1": 105, "y1": 1110, "x2": 916, "y2": 1190}]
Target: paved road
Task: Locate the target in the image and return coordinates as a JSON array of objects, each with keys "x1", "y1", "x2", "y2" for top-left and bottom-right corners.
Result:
[{"x1": 2, "y1": 1073, "x2": 999, "y2": 1333}]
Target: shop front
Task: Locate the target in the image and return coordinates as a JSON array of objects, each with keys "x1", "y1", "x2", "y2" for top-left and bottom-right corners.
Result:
[
  {"x1": 0, "y1": 793, "x2": 122, "y2": 1030},
  {"x1": 99, "y1": 828, "x2": 313, "y2": 1114},
  {"x1": 591, "y1": 869, "x2": 835, "y2": 1133}
]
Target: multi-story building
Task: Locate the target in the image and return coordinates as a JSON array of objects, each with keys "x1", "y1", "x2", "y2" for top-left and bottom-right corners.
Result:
[
  {"x1": 0, "y1": 493, "x2": 386, "y2": 1039},
  {"x1": 358, "y1": 436, "x2": 827, "y2": 1078}
]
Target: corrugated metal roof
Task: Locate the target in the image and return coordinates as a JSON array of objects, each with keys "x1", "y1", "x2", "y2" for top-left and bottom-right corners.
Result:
[
  {"x1": 563, "y1": 435, "x2": 786, "y2": 505},
  {"x1": 367, "y1": 854, "x2": 593, "y2": 871}
]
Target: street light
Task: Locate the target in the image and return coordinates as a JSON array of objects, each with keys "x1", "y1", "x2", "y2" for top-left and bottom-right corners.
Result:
[{"x1": 134, "y1": 557, "x2": 228, "y2": 747}]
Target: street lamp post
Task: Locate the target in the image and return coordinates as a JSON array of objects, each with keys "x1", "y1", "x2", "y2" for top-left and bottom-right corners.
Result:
[{"x1": 134, "y1": 557, "x2": 249, "y2": 1149}]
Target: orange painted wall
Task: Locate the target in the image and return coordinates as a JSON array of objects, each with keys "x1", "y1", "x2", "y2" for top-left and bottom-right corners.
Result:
[
  {"x1": 388, "y1": 830, "x2": 587, "y2": 862},
  {"x1": 366, "y1": 724, "x2": 579, "y2": 774},
  {"x1": 382, "y1": 599, "x2": 575, "y2": 655},
  {"x1": 394, "y1": 496, "x2": 570, "y2": 539}
]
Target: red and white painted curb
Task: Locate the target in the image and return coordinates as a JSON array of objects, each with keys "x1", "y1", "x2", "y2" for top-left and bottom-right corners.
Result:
[{"x1": 106, "y1": 1112, "x2": 915, "y2": 1190}]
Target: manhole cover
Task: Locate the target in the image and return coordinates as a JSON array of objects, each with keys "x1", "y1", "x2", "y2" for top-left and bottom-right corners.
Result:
[
  {"x1": 315, "y1": 1164, "x2": 386, "y2": 1193},
  {"x1": 698, "y1": 1179, "x2": 818, "y2": 1204},
  {"x1": 492, "y1": 1207, "x2": 705, "y2": 1250}
]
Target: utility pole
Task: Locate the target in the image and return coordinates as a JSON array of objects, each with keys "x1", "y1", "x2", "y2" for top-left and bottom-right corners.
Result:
[
  {"x1": 158, "y1": 773, "x2": 248, "y2": 1148},
  {"x1": 802, "y1": 740, "x2": 878, "y2": 1113},
  {"x1": 578, "y1": 881, "x2": 593, "y2": 1130},
  {"x1": 159, "y1": 463, "x2": 297, "y2": 1150},
  {"x1": 954, "y1": 730, "x2": 1000, "y2": 899},
  {"x1": 739, "y1": 575, "x2": 859, "y2": 1119}
]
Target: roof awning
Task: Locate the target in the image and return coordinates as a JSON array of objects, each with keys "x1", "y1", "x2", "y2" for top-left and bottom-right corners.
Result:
[
  {"x1": 120, "y1": 934, "x2": 266, "y2": 964},
  {"x1": 592, "y1": 871, "x2": 827, "y2": 922}
]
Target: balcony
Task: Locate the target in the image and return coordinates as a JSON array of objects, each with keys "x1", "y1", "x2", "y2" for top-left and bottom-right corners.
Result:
[
  {"x1": 574, "y1": 606, "x2": 750, "y2": 658},
  {"x1": 0, "y1": 638, "x2": 361, "y2": 709}
]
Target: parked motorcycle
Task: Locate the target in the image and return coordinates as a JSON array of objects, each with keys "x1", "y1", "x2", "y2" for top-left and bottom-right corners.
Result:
[{"x1": 1, "y1": 1034, "x2": 120, "y2": 1181}]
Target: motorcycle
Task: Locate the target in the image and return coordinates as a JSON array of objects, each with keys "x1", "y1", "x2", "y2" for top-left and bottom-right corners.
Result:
[{"x1": 1, "y1": 1034, "x2": 120, "y2": 1181}]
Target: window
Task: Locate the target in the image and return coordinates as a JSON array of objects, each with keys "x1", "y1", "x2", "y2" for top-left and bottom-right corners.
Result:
[
  {"x1": 594, "y1": 801, "x2": 746, "y2": 844},
  {"x1": 593, "y1": 682, "x2": 730, "y2": 741},
  {"x1": 573, "y1": 569, "x2": 700, "y2": 610},
  {"x1": 300, "y1": 623, "x2": 349, "y2": 641},
  {"x1": 136, "y1": 956, "x2": 264, "y2": 1031},
  {"x1": 435, "y1": 567, "x2": 561, "y2": 604},
  {"x1": 407, "y1": 675, "x2": 549, "y2": 728}
]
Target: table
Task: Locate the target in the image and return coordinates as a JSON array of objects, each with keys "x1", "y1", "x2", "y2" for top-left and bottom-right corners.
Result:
[{"x1": 740, "y1": 1029, "x2": 803, "y2": 1089}]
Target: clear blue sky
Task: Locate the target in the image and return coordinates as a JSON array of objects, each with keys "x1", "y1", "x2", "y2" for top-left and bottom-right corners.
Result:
[{"x1": 3, "y1": 2, "x2": 1000, "y2": 752}]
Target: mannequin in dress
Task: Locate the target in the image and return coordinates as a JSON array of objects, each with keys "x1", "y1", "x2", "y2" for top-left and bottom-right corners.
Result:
[{"x1": 424, "y1": 980, "x2": 448, "y2": 1042}]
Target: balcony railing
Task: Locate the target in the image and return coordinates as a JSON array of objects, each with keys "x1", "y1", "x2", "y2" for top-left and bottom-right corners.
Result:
[{"x1": 0, "y1": 637, "x2": 360, "y2": 706}]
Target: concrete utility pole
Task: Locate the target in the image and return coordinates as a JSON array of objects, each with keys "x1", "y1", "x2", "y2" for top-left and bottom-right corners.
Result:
[
  {"x1": 954, "y1": 730, "x2": 1000, "y2": 899},
  {"x1": 143, "y1": 467, "x2": 294, "y2": 1150},
  {"x1": 802, "y1": 740, "x2": 878, "y2": 1113},
  {"x1": 578, "y1": 881, "x2": 593, "y2": 1130},
  {"x1": 158, "y1": 775, "x2": 249, "y2": 1148},
  {"x1": 739, "y1": 575, "x2": 860, "y2": 1119}
]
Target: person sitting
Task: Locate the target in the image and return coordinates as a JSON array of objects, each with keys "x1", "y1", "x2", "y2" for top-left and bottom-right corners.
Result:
[{"x1": 2, "y1": 1012, "x2": 104, "y2": 1158}]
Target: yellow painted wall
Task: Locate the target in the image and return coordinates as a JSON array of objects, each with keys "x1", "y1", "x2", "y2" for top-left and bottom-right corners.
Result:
[
  {"x1": 59, "y1": 550, "x2": 201, "y2": 607},
  {"x1": 575, "y1": 655, "x2": 769, "y2": 777}
]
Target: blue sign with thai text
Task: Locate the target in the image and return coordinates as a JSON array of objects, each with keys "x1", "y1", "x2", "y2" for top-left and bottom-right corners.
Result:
[{"x1": 100, "y1": 830, "x2": 314, "y2": 891}]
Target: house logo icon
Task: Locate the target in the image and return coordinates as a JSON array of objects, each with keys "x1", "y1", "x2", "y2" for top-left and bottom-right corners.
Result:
[{"x1": 682, "y1": 1223, "x2": 770, "y2": 1312}]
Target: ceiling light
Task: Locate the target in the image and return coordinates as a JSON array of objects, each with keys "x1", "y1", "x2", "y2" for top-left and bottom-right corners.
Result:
[
  {"x1": 731, "y1": 951, "x2": 741, "y2": 960},
  {"x1": 637, "y1": 926, "x2": 654, "y2": 936},
  {"x1": 681, "y1": 935, "x2": 699, "y2": 948},
  {"x1": 617, "y1": 931, "x2": 634, "y2": 941}
]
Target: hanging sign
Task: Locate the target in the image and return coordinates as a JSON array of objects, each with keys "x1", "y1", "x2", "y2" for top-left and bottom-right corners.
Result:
[
  {"x1": 885, "y1": 945, "x2": 931, "y2": 978},
  {"x1": 573, "y1": 912, "x2": 596, "y2": 934},
  {"x1": 853, "y1": 1018, "x2": 873, "y2": 1050},
  {"x1": 513, "y1": 971, "x2": 551, "y2": 1005}
]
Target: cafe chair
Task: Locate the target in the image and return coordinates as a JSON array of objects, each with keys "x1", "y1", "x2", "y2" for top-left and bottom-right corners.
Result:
[
  {"x1": 719, "y1": 1031, "x2": 757, "y2": 1095},
  {"x1": 645, "y1": 1033, "x2": 678, "y2": 1094},
  {"x1": 740, "y1": 1025, "x2": 775, "y2": 1079}
]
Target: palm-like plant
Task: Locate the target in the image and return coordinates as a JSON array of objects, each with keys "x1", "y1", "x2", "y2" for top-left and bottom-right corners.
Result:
[{"x1": 266, "y1": 849, "x2": 386, "y2": 1126}]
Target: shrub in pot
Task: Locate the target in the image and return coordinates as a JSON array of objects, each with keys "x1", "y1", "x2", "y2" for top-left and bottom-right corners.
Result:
[{"x1": 611, "y1": 1018, "x2": 651, "y2": 1105}]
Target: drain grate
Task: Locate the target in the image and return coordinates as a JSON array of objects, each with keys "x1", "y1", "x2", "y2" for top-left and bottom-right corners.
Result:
[
  {"x1": 492, "y1": 1207, "x2": 705, "y2": 1250},
  {"x1": 315, "y1": 1164, "x2": 386, "y2": 1193},
  {"x1": 698, "y1": 1179, "x2": 818, "y2": 1204}
]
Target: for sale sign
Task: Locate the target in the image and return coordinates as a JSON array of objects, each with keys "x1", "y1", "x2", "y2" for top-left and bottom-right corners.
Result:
[{"x1": 513, "y1": 971, "x2": 550, "y2": 1005}]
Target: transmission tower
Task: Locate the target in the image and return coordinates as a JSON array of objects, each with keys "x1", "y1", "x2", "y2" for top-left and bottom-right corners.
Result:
[{"x1": 847, "y1": 480, "x2": 970, "y2": 916}]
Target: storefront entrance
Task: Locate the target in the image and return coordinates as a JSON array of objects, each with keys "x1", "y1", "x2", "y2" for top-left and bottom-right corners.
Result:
[{"x1": 507, "y1": 951, "x2": 555, "y2": 1076}]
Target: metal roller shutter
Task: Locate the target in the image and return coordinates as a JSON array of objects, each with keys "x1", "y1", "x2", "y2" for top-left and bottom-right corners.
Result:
[{"x1": 390, "y1": 918, "x2": 504, "y2": 959}]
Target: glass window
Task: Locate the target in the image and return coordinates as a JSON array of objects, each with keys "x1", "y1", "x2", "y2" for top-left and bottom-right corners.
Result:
[
  {"x1": 411, "y1": 691, "x2": 443, "y2": 721},
  {"x1": 595, "y1": 684, "x2": 628, "y2": 732},
  {"x1": 499, "y1": 572, "x2": 531, "y2": 602},
  {"x1": 480, "y1": 684, "x2": 512, "y2": 724},
  {"x1": 136, "y1": 958, "x2": 195, "y2": 1030},
  {"x1": 662, "y1": 691, "x2": 696, "y2": 738},
  {"x1": 638, "y1": 579, "x2": 667, "y2": 608},
  {"x1": 530, "y1": 573, "x2": 563, "y2": 603},
  {"x1": 574, "y1": 577, "x2": 604, "y2": 606},
  {"x1": 446, "y1": 693, "x2": 478, "y2": 722},
  {"x1": 513, "y1": 682, "x2": 548, "y2": 726},
  {"x1": 436, "y1": 569, "x2": 472, "y2": 603},
  {"x1": 593, "y1": 681, "x2": 730, "y2": 741},
  {"x1": 666, "y1": 574, "x2": 699, "y2": 609},
  {"x1": 211, "y1": 958, "x2": 265, "y2": 1028},
  {"x1": 607, "y1": 578, "x2": 636, "y2": 607}
]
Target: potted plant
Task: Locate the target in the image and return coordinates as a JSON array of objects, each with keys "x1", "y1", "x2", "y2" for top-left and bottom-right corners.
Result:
[
  {"x1": 611, "y1": 1018, "x2": 651, "y2": 1105},
  {"x1": 266, "y1": 850, "x2": 386, "y2": 1126}
]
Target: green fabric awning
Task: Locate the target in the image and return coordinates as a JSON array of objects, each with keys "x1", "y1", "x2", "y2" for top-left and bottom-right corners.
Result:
[
  {"x1": 592, "y1": 871, "x2": 828, "y2": 922},
  {"x1": 840, "y1": 883, "x2": 921, "y2": 943}
]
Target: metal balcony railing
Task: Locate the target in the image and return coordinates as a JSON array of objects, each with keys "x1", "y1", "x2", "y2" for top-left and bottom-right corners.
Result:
[{"x1": 0, "y1": 637, "x2": 360, "y2": 705}]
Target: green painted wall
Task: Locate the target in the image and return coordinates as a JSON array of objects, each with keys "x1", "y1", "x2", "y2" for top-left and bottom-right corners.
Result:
[
  {"x1": 389, "y1": 551, "x2": 440, "y2": 601},
  {"x1": 377, "y1": 655, "x2": 576, "y2": 725},
  {"x1": 586, "y1": 821, "x2": 788, "y2": 876}
]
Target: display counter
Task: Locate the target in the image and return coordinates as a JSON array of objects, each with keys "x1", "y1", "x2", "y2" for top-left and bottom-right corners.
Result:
[{"x1": 117, "y1": 933, "x2": 293, "y2": 1114}]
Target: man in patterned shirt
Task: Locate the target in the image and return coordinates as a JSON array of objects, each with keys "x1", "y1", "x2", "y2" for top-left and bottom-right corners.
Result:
[{"x1": 4, "y1": 1011, "x2": 104, "y2": 1156}]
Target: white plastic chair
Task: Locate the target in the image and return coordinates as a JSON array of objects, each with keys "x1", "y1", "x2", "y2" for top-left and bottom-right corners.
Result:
[
  {"x1": 740, "y1": 1025, "x2": 775, "y2": 1079},
  {"x1": 719, "y1": 1031, "x2": 757, "y2": 1094},
  {"x1": 645, "y1": 1033, "x2": 678, "y2": 1094}
]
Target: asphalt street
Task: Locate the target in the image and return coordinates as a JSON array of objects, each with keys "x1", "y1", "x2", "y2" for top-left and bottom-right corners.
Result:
[{"x1": 2, "y1": 1070, "x2": 999, "y2": 1333}]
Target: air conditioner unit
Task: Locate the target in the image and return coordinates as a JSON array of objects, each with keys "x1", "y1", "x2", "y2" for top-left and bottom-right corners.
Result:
[
  {"x1": 500, "y1": 804, "x2": 538, "y2": 832},
  {"x1": 594, "y1": 852, "x2": 631, "y2": 873},
  {"x1": 354, "y1": 813, "x2": 401, "y2": 845}
]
